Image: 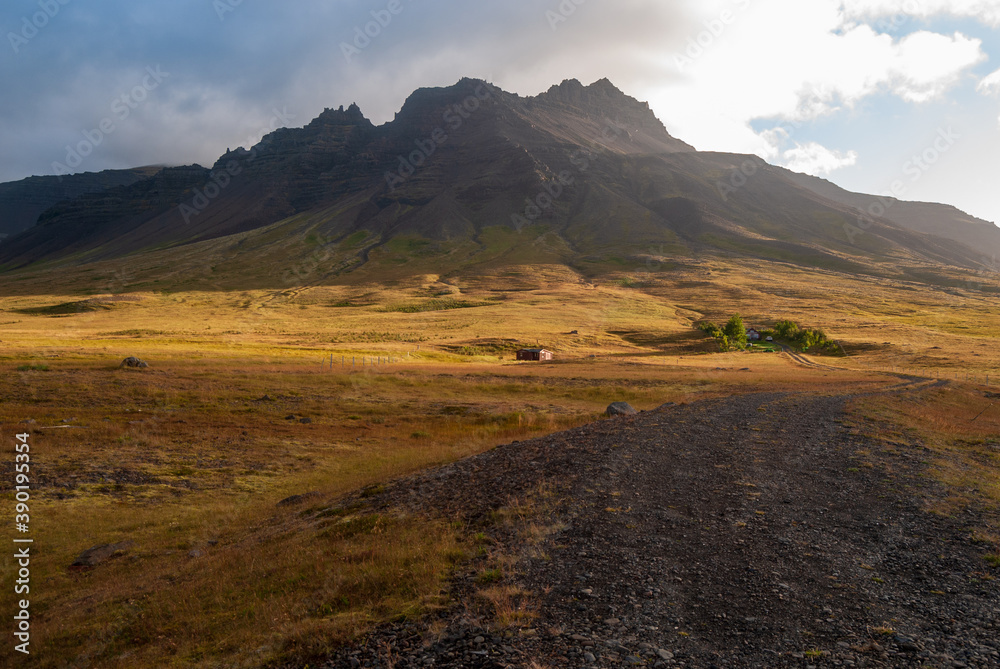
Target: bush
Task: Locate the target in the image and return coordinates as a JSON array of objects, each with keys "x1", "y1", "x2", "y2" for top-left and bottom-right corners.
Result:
[
  {"x1": 773, "y1": 320, "x2": 799, "y2": 339},
  {"x1": 770, "y1": 320, "x2": 841, "y2": 355}
]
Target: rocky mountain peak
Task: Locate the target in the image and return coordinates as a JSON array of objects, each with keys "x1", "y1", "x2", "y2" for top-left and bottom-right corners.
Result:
[{"x1": 311, "y1": 102, "x2": 370, "y2": 127}]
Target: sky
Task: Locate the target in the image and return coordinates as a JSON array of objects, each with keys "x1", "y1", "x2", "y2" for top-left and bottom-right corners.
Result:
[{"x1": 1, "y1": 0, "x2": 999, "y2": 225}]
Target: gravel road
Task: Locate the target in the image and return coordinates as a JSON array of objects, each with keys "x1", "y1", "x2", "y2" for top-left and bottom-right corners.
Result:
[{"x1": 319, "y1": 384, "x2": 999, "y2": 668}]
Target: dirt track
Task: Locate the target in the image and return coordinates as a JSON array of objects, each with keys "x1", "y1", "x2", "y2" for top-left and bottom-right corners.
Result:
[{"x1": 319, "y1": 385, "x2": 999, "y2": 668}]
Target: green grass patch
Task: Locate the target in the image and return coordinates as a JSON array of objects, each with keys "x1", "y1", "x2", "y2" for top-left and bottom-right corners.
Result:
[{"x1": 379, "y1": 299, "x2": 495, "y2": 313}]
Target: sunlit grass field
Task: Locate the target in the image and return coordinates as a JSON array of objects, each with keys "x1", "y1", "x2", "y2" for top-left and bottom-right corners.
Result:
[{"x1": 2, "y1": 255, "x2": 999, "y2": 667}]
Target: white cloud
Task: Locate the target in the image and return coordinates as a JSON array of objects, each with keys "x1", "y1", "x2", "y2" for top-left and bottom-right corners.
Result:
[
  {"x1": 781, "y1": 142, "x2": 858, "y2": 176},
  {"x1": 840, "y1": 0, "x2": 1000, "y2": 28},
  {"x1": 648, "y1": 0, "x2": 986, "y2": 157},
  {"x1": 978, "y1": 67, "x2": 1000, "y2": 96},
  {"x1": 889, "y1": 31, "x2": 984, "y2": 102}
]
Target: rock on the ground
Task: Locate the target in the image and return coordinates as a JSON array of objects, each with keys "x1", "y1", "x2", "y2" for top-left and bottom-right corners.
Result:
[
  {"x1": 606, "y1": 401, "x2": 637, "y2": 416},
  {"x1": 276, "y1": 491, "x2": 323, "y2": 507},
  {"x1": 118, "y1": 356, "x2": 148, "y2": 369},
  {"x1": 71, "y1": 541, "x2": 134, "y2": 568}
]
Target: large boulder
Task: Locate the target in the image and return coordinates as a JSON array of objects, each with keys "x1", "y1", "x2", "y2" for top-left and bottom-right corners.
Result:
[
  {"x1": 606, "y1": 401, "x2": 638, "y2": 416},
  {"x1": 118, "y1": 356, "x2": 148, "y2": 369}
]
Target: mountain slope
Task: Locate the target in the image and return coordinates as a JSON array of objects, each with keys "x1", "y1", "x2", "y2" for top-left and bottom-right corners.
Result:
[
  {"x1": 781, "y1": 169, "x2": 1000, "y2": 263},
  {"x1": 1, "y1": 77, "x2": 998, "y2": 283},
  {"x1": 0, "y1": 166, "x2": 161, "y2": 242}
]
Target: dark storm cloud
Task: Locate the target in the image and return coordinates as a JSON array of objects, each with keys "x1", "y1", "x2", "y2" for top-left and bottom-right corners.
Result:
[{"x1": 0, "y1": 0, "x2": 691, "y2": 182}]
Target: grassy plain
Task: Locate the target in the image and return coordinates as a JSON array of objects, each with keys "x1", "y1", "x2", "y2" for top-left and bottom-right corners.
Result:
[{"x1": 2, "y1": 255, "x2": 999, "y2": 667}]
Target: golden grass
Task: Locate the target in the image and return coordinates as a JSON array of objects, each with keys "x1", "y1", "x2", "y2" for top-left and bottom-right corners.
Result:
[
  {"x1": 3, "y1": 255, "x2": 1000, "y2": 667},
  {"x1": 36, "y1": 511, "x2": 463, "y2": 668},
  {"x1": 847, "y1": 384, "x2": 1000, "y2": 566},
  {"x1": 477, "y1": 585, "x2": 539, "y2": 629}
]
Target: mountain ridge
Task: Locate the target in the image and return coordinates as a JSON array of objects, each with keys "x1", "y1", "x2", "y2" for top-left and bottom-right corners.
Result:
[
  {"x1": 1, "y1": 77, "x2": 998, "y2": 285},
  {"x1": 0, "y1": 166, "x2": 162, "y2": 243}
]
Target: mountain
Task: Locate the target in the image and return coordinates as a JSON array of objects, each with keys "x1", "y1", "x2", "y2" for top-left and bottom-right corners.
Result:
[
  {"x1": 780, "y1": 169, "x2": 1000, "y2": 266},
  {"x1": 1, "y1": 78, "x2": 998, "y2": 283},
  {"x1": 0, "y1": 166, "x2": 161, "y2": 243}
]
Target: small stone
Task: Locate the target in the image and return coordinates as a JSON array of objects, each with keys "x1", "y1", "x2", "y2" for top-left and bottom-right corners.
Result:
[
  {"x1": 657, "y1": 649, "x2": 674, "y2": 660},
  {"x1": 188, "y1": 549, "x2": 204, "y2": 558},
  {"x1": 604, "y1": 618, "x2": 621, "y2": 626},
  {"x1": 276, "y1": 491, "x2": 323, "y2": 507},
  {"x1": 473, "y1": 636, "x2": 485, "y2": 644},
  {"x1": 584, "y1": 652, "x2": 596, "y2": 663}
]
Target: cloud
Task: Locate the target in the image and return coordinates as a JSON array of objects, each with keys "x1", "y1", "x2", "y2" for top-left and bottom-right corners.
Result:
[
  {"x1": 781, "y1": 142, "x2": 858, "y2": 176},
  {"x1": 840, "y1": 0, "x2": 1000, "y2": 28},
  {"x1": 0, "y1": 0, "x2": 694, "y2": 181},
  {"x1": 888, "y1": 31, "x2": 984, "y2": 103},
  {"x1": 650, "y1": 0, "x2": 985, "y2": 158},
  {"x1": 0, "y1": 0, "x2": 997, "y2": 225},
  {"x1": 978, "y1": 67, "x2": 1000, "y2": 96}
]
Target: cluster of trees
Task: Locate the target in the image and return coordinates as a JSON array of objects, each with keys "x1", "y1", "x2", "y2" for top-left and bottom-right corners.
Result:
[
  {"x1": 770, "y1": 320, "x2": 840, "y2": 354},
  {"x1": 698, "y1": 314, "x2": 748, "y2": 352},
  {"x1": 699, "y1": 316, "x2": 841, "y2": 354}
]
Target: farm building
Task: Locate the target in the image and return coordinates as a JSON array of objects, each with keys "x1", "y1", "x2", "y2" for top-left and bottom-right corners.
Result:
[
  {"x1": 516, "y1": 348, "x2": 553, "y2": 361},
  {"x1": 746, "y1": 328, "x2": 761, "y2": 341}
]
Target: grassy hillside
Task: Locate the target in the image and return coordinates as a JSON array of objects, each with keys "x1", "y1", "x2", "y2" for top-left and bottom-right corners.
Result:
[{"x1": 2, "y1": 252, "x2": 1000, "y2": 667}]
